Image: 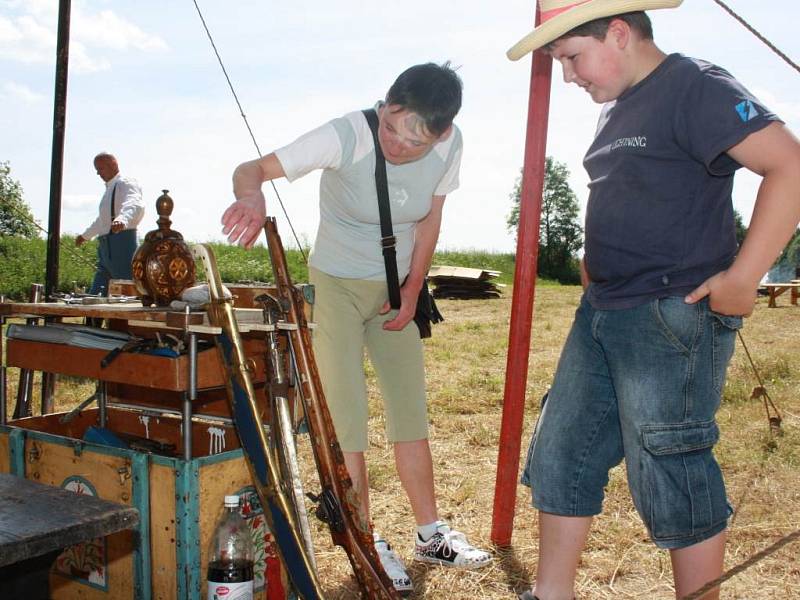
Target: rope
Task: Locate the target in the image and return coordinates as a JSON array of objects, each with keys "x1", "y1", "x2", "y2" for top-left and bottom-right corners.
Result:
[
  {"x1": 709, "y1": 0, "x2": 800, "y2": 573},
  {"x1": 680, "y1": 327, "x2": 795, "y2": 599},
  {"x1": 2, "y1": 202, "x2": 96, "y2": 270},
  {"x1": 737, "y1": 330, "x2": 783, "y2": 436},
  {"x1": 711, "y1": 0, "x2": 800, "y2": 75},
  {"x1": 190, "y1": 0, "x2": 308, "y2": 262},
  {"x1": 681, "y1": 529, "x2": 800, "y2": 599}
]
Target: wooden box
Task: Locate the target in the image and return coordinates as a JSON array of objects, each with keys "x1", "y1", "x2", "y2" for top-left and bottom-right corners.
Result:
[{"x1": 0, "y1": 410, "x2": 291, "y2": 600}]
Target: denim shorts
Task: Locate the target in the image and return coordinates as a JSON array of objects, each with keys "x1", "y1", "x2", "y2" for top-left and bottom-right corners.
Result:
[{"x1": 521, "y1": 295, "x2": 741, "y2": 549}]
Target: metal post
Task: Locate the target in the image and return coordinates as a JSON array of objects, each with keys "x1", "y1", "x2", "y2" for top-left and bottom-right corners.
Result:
[
  {"x1": 184, "y1": 332, "x2": 197, "y2": 461},
  {"x1": 40, "y1": 370, "x2": 56, "y2": 415},
  {"x1": 491, "y1": 5, "x2": 553, "y2": 547},
  {"x1": 44, "y1": 0, "x2": 72, "y2": 300},
  {"x1": 1, "y1": 312, "x2": 6, "y2": 426},
  {"x1": 98, "y1": 381, "x2": 107, "y2": 428},
  {"x1": 13, "y1": 284, "x2": 44, "y2": 419}
]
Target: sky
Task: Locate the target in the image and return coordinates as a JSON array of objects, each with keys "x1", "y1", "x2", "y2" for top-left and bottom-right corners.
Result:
[{"x1": 1, "y1": 0, "x2": 799, "y2": 254}]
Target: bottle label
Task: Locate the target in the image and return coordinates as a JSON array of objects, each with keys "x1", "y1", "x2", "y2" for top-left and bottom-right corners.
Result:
[{"x1": 208, "y1": 580, "x2": 254, "y2": 600}]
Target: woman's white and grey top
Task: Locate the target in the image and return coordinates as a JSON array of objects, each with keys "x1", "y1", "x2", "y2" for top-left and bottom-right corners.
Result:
[{"x1": 274, "y1": 106, "x2": 463, "y2": 281}]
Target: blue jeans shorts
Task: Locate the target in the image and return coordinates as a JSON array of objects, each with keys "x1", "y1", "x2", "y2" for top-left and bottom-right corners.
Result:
[{"x1": 521, "y1": 295, "x2": 741, "y2": 549}]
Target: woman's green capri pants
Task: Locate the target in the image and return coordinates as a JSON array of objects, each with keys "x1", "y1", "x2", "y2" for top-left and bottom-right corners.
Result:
[{"x1": 309, "y1": 267, "x2": 429, "y2": 452}]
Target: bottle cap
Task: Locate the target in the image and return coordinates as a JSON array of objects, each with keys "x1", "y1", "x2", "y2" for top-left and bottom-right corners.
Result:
[{"x1": 224, "y1": 495, "x2": 240, "y2": 508}]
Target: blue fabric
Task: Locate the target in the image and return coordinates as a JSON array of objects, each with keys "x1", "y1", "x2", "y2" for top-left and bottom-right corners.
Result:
[
  {"x1": 89, "y1": 229, "x2": 137, "y2": 295},
  {"x1": 521, "y1": 295, "x2": 740, "y2": 549},
  {"x1": 583, "y1": 54, "x2": 781, "y2": 309},
  {"x1": 83, "y1": 426, "x2": 129, "y2": 449}
]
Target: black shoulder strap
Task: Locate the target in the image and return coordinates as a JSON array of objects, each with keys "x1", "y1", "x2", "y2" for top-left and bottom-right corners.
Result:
[
  {"x1": 363, "y1": 108, "x2": 401, "y2": 309},
  {"x1": 109, "y1": 182, "x2": 118, "y2": 220}
]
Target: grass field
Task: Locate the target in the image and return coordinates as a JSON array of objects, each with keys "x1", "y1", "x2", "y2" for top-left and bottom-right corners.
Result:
[
  {"x1": 308, "y1": 286, "x2": 800, "y2": 599},
  {"x1": 3, "y1": 285, "x2": 799, "y2": 598}
]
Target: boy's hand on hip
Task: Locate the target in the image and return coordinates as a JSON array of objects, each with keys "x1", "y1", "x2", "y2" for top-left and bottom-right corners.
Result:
[{"x1": 684, "y1": 270, "x2": 757, "y2": 317}]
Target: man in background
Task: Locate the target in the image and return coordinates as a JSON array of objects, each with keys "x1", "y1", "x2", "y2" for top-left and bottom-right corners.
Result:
[{"x1": 76, "y1": 152, "x2": 144, "y2": 295}]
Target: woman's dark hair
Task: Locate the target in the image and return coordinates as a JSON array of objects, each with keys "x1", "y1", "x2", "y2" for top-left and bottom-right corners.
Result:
[
  {"x1": 552, "y1": 11, "x2": 653, "y2": 45},
  {"x1": 385, "y1": 62, "x2": 463, "y2": 137}
]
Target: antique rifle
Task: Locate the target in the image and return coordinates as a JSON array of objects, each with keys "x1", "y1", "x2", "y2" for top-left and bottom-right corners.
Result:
[
  {"x1": 191, "y1": 243, "x2": 324, "y2": 600},
  {"x1": 255, "y1": 292, "x2": 317, "y2": 567},
  {"x1": 262, "y1": 217, "x2": 400, "y2": 599}
]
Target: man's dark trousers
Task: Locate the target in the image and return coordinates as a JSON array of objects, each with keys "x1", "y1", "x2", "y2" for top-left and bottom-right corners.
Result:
[{"x1": 89, "y1": 229, "x2": 137, "y2": 295}]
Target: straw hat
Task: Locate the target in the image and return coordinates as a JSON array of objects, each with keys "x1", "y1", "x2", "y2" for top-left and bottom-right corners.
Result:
[{"x1": 507, "y1": 0, "x2": 683, "y2": 61}]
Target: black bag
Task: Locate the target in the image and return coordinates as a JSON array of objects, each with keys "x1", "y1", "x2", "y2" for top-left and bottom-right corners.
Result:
[
  {"x1": 363, "y1": 108, "x2": 443, "y2": 338},
  {"x1": 413, "y1": 279, "x2": 444, "y2": 339}
]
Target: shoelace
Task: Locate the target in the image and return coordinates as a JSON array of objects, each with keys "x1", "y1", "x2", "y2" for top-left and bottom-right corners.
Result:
[{"x1": 434, "y1": 529, "x2": 470, "y2": 558}]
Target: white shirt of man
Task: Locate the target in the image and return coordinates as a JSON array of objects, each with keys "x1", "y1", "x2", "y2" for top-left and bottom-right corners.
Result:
[{"x1": 81, "y1": 174, "x2": 145, "y2": 240}]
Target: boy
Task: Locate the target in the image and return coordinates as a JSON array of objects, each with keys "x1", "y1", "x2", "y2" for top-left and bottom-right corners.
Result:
[
  {"x1": 507, "y1": 1, "x2": 800, "y2": 599},
  {"x1": 221, "y1": 62, "x2": 491, "y2": 596}
]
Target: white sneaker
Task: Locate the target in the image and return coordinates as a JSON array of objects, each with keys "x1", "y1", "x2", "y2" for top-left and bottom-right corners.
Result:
[
  {"x1": 374, "y1": 533, "x2": 413, "y2": 596},
  {"x1": 413, "y1": 521, "x2": 492, "y2": 569}
]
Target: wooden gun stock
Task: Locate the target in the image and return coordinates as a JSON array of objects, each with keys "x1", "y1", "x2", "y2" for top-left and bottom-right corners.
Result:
[{"x1": 263, "y1": 218, "x2": 400, "y2": 599}]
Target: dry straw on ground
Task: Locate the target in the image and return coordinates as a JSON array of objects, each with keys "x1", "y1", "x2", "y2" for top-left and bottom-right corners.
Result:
[
  {"x1": 5, "y1": 286, "x2": 799, "y2": 598},
  {"x1": 305, "y1": 287, "x2": 800, "y2": 599}
]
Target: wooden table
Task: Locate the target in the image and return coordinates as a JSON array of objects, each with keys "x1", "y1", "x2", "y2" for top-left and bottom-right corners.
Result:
[
  {"x1": 762, "y1": 281, "x2": 800, "y2": 308},
  {"x1": 0, "y1": 472, "x2": 139, "y2": 595}
]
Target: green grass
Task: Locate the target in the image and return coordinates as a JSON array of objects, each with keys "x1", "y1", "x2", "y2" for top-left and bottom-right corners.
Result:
[{"x1": 0, "y1": 235, "x2": 546, "y2": 299}]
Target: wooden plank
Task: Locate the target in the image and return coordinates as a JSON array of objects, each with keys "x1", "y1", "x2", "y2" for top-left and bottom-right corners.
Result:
[
  {"x1": 0, "y1": 473, "x2": 138, "y2": 568},
  {"x1": 6, "y1": 337, "x2": 268, "y2": 391},
  {"x1": 0, "y1": 436, "x2": 7, "y2": 474},
  {"x1": 7, "y1": 339, "x2": 192, "y2": 390},
  {"x1": 428, "y1": 265, "x2": 501, "y2": 279},
  {"x1": 0, "y1": 302, "x2": 179, "y2": 323},
  {"x1": 149, "y1": 462, "x2": 177, "y2": 600}
]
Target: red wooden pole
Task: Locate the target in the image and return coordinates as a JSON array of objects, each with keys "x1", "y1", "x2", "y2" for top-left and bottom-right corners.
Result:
[{"x1": 491, "y1": 11, "x2": 553, "y2": 547}]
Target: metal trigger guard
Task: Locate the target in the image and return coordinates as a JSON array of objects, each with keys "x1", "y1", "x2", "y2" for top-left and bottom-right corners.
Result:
[{"x1": 306, "y1": 489, "x2": 345, "y2": 534}]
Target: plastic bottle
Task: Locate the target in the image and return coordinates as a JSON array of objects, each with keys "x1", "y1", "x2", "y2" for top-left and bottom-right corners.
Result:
[{"x1": 207, "y1": 495, "x2": 255, "y2": 600}]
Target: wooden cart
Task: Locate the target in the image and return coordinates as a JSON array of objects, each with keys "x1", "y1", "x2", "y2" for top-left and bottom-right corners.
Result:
[{"x1": 0, "y1": 285, "x2": 310, "y2": 600}]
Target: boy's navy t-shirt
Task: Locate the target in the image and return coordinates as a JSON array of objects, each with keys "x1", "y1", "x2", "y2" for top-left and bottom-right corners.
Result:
[{"x1": 583, "y1": 53, "x2": 781, "y2": 309}]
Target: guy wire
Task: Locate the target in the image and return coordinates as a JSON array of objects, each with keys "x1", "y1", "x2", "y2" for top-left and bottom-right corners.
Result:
[
  {"x1": 712, "y1": 0, "x2": 800, "y2": 75},
  {"x1": 3, "y1": 202, "x2": 96, "y2": 270},
  {"x1": 191, "y1": 0, "x2": 308, "y2": 262}
]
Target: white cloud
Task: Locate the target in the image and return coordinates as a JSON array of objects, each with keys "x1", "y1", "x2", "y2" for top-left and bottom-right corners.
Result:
[
  {"x1": 2, "y1": 81, "x2": 44, "y2": 102},
  {"x1": 0, "y1": 15, "x2": 54, "y2": 64},
  {"x1": 70, "y1": 40, "x2": 111, "y2": 73},
  {"x1": 0, "y1": 16, "x2": 23, "y2": 44},
  {"x1": 63, "y1": 194, "x2": 98, "y2": 211},
  {"x1": 4, "y1": 0, "x2": 57, "y2": 19},
  {"x1": 0, "y1": 3, "x2": 167, "y2": 73},
  {"x1": 752, "y1": 87, "x2": 800, "y2": 124},
  {"x1": 73, "y1": 9, "x2": 168, "y2": 53}
]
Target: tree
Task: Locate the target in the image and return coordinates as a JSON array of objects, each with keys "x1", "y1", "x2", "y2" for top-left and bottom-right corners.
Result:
[
  {"x1": 0, "y1": 161, "x2": 37, "y2": 238},
  {"x1": 507, "y1": 156, "x2": 583, "y2": 283},
  {"x1": 776, "y1": 228, "x2": 800, "y2": 275},
  {"x1": 733, "y1": 208, "x2": 747, "y2": 247}
]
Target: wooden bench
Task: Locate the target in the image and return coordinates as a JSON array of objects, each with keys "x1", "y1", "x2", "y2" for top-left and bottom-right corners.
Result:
[
  {"x1": 0, "y1": 473, "x2": 139, "y2": 596},
  {"x1": 761, "y1": 280, "x2": 800, "y2": 308}
]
